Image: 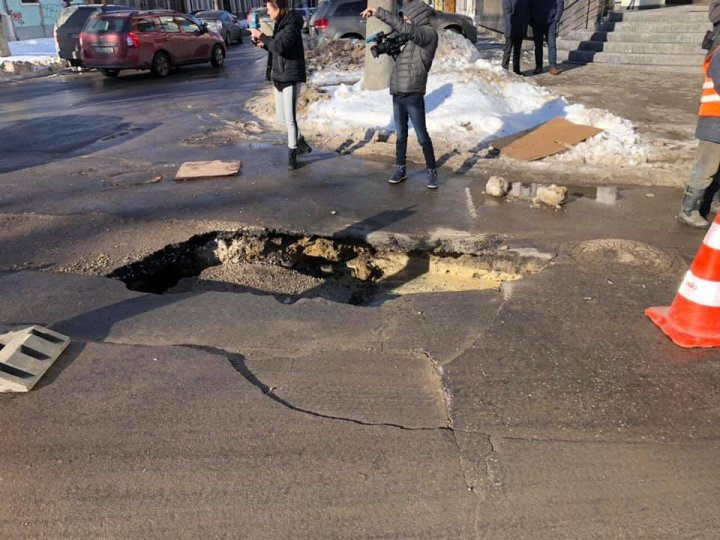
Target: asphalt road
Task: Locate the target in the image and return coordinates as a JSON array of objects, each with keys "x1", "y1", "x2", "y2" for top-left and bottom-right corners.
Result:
[{"x1": 1, "y1": 43, "x2": 720, "y2": 538}]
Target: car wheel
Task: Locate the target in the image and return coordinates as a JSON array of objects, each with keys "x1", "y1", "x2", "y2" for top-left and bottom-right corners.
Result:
[
  {"x1": 151, "y1": 51, "x2": 170, "y2": 78},
  {"x1": 211, "y1": 44, "x2": 225, "y2": 68},
  {"x1": 224, "y1": 32, "x2": 230, "y2": 46},
  {"x1": 236, "y1": 33, "x2": 242, "y2": 45},
  {"x1": 101, "y1": 68, "x2": 120, "y2": 78}
]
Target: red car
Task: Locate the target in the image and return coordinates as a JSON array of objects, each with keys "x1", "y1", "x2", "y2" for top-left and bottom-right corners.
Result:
[{"x1": 80, "y1": 10, "x2": 226, "y2": 78}]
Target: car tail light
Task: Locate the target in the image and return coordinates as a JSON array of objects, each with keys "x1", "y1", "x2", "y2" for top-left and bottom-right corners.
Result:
[
  {"x1": 314, "y1": 18, "x2": 328, "y2": 30},
  {"x1": 126, "y1": 32, "x2": 139, "y2": 48}
]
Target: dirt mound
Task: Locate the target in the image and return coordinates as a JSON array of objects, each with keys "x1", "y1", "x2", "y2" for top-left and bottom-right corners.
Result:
[{"x1": 306, "y1": 38, "x2": 365, "y2": 75}]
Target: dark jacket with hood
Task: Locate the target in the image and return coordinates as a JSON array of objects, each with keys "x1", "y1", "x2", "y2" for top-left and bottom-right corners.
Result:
[
  {"x1": 375, "y1": 0, "x2": 438, "y2": 96},
  {"x1": 260, "y1": 10, "x2": 306, "y2": 85},
  {"x1": 503, "y1": 0, "x2": 530, "y2": 39}
]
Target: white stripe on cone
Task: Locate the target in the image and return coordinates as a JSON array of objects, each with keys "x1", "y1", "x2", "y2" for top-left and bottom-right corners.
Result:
[
  {"x1": 678, "y1": 270, "x2": 720, "y2": 307},
  {"x1": 704, "y1": 221, "x2": 720, "y2": 250}
]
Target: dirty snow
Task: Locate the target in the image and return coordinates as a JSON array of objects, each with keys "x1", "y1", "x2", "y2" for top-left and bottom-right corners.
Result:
[
  {"x1": 2, "y1": 38, "x2": 61, "y2": 76},
  {"x1": 302, "y1": 32, "x2": 650, "y2": 165},
  {"x1": 4, "y1": 37, "x2": 58, "y2": 63}
]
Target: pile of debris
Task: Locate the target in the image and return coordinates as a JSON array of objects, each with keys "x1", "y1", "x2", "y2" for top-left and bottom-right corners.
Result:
[{"x1": 306, "y1": 38, "x2": 365, "y2": 76}]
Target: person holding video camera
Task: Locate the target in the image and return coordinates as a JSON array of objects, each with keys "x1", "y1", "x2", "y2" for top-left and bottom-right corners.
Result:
[
  {"x1": 361, "y1": 0, "x2": 440, "y2": 189},
  {"x1": 250, "y1": 0, "x2": 312, "y2": 171}
]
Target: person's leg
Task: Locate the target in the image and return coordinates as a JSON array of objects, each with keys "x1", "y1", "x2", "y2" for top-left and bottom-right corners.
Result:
[
  {"x1": 406, "y1": 95, "x2": 438, "y2": 188},
  {"x1": 394, "y1": 95, "x2": 409, "y2": 167},
  {"x1": 273, "y1": 86, "x2": 285, "y2": 131},
  {"x1": 532, "y1": 25, "x2": 544, "y2": 73},
  {"x1": 283, "y1": 83, "x2": 299, "y2": 150},
  {"x1": 680, "y1": 139, "x2": 720, "y2": 227},
  {"x1": 501, "y1": 37, "x2": 512, "y2": 70},
  {"x1": 511, "y1": 37, "x2": 523, "y2": 73},
  {"x1": 547, "y1": 21, "x2": 558, "y2": 69},
  {"x1": 390, "y1": 95, "x2": 409, "y2": 183}
]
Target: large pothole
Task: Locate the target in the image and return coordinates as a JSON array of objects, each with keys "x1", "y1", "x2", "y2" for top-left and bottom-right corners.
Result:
[{"x1": 107, "y1": 229, "x2": 552, "y2": 305}]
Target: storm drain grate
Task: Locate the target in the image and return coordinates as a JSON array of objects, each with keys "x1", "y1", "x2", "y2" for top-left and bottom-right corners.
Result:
[{"x1": 0, "y1": 326, "x2": 70, "y2": 392}]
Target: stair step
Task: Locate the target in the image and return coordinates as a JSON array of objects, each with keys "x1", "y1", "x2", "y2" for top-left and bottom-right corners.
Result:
[
  {"x1": 599, "y1": 21, "x2": 711, "y2": 32},
  {"x1": 608, "y1": 8, "x2": 710, "y2": 23},
  {"x1": 561, "y1": 49, "x2": 705, "y2": 66},
  {"x1": 562, "y1": 30, "x2": 709, "y2": 43},
  {"x1": 557, "y1": 38, "x2": 705, "y2": 55}
]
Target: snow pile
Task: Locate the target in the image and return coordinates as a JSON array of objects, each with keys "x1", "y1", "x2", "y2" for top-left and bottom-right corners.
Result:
[
  {"x1": 4, "y1": 38, "x2": 58, "y2": 63},
  {"x1": 306, "y1": 38, "x2": 364, "y2": 86},
  {"x1": 2, "y1": 38, "x2": 61, "y2": 76},
  {"x1": 304, "y1": 31, "x2": 650, "y2": 164}
]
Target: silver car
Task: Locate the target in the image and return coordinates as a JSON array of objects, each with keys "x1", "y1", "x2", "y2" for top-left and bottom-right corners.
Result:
[
  {"x1": 196, "y1": 10, "x2": 244, "y2": 45},
  {"x1": 310, "y1": 0, "x2": 477, "y2": 43}
]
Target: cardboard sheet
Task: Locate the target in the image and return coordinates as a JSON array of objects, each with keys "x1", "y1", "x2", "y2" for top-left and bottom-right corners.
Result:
[
  {"x1": 175, "y1": 160, "x2": 242, "y2": 181},
  {"x1": 490, "y1": 118, "x2": 603, "y2": 161}
]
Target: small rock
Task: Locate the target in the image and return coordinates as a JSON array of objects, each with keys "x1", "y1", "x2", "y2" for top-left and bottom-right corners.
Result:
[
  {"x1": 535, "y1": 184, "x2": 568, "y2": 208},
  {"x1": 646, "y1": 193, "x2": 655, "y2": 198},
  {"x1": 331, "y1": 210, "x2": 337, "y2": 215},
  {"x1": 485, "y1": 176, "x2": 509, "y2": 197}
]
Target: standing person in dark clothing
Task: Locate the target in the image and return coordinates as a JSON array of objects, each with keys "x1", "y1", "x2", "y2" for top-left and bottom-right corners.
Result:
[
  {"x1": 530, "y1": 0, "x2": 564, "y2": 75},
  {"x1": 361, "y1": 0, "x2": 440, "y2": 189},
  {"x1": 250, "y1": 0, "x2": 312, "y2": 170},
  {"x1": 502, "y1": 0, "x2": 529, "y2": 75}
]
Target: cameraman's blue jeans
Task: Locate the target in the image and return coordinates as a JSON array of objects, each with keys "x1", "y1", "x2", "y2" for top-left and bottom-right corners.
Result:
[{"x1": 393, "y1": 94, "x2": 436, "y2": 170}]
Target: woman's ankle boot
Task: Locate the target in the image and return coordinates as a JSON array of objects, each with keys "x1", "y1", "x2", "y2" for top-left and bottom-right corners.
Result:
[{"x1": 288, "y1": 148, "x2": 297, "y2": 170}]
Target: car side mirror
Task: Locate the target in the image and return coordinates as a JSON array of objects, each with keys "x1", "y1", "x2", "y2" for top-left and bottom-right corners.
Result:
[{"x1": 201, "y1": 22, "x2": 209, "y2": 33}]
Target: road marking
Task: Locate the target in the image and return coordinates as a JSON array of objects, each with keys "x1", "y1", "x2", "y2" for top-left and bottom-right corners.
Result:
[{"x1": 465, "y1": 187, "x2": 478, "y2": 219}]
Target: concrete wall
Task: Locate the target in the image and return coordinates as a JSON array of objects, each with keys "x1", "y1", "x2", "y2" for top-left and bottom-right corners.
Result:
[{"x1": 2, "y1": 0, "x2": 64, "y2": 40}]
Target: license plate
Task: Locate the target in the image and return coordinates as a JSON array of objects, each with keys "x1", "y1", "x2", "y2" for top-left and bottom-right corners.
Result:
[{"x1": 95, "y1": 46, "x2": 114, "y2": 53}]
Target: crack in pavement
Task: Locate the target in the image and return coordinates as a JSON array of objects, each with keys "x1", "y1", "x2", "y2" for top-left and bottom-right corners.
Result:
[{"x1": 183, "y1": 343, "x2": 455, "y2": 432}]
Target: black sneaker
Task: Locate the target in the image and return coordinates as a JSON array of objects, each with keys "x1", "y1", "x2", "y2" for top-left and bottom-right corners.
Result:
[
  {"x1": 426, "y1": 168, "x2": 438, "y2": 189},
  {"x1": 297, "y1": 136, "x2": 312, "y2": 155},
  {"x1": 288, "y1": 148, "x2": 297, "y2": 170},
  {"x1": 389, "y1": 165, "x2": 407, "y2": 184}
]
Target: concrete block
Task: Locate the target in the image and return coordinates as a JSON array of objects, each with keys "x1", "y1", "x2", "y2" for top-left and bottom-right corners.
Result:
[
  {"x1": 0, "y1": 326, "x2": 69, "y2": 392},
  {"x1": 596, "y1": 186, "x2": 619, "y2": 205}
]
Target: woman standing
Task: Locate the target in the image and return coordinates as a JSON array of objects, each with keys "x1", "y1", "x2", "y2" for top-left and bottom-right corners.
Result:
[{"x1": 250, "y1": 0, "x2": 311, "y2": 170}]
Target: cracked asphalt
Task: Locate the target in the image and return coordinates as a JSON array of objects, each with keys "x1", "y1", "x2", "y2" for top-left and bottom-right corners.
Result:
[{"x1": 1, "y1": 41, "x2": 720, "y2": 537}]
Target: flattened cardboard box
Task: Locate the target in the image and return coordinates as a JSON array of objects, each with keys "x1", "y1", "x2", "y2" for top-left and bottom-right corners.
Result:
[
  {"x1": 491, "y1": 118, "x2": 603, "y2": 161},
  {"x1": 175, "y1": 160, "x2": 242, "y2": 181}
]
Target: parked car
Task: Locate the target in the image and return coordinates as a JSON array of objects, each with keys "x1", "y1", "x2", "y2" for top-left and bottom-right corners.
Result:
[
  {"x1": 195, "y1": 9, "x2": 244, "y2": 45},
  {"x1": 54, "y1": 3, "x2": 134, "y2": 67},
  {"x1": 309, "y1": 0, "x2": 477, "y2": 43},
  {"x1": 80, "y1": 10, "x2": 226, "y2": 78},
  {"x1": 246, "y1": 7, "x2": 274, "y2": 36},
  {"x1": 294, "y1": 6, "x2": 317, "y2": 33}
]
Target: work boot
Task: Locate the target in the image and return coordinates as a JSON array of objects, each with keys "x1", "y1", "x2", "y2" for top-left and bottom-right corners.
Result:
[
  {"x1": 678, "y1": 186, "x2": 710, "y2": 228},
  {"x1": 548, "y1": 66, "x2": 561, "y2": 75},
  {"x1": 297, "y1": 136, "x2": 312, "y2": 155},
  {"x1": 389, "y1": 165, "x2": 407, "y2": 184},
  {"x1": 426, "y1": 168, "x2": 438, "y2": 190},
  {"x1": 533, "y1": 66, "x2": 543, "y2": 74},
  {"x1": 288, "y1": 148, "x2": 297, "y2": 170}
]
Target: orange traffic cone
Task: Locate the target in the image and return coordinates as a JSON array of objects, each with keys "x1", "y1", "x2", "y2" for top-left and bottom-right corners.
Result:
[{"x1": 646, "y1": 214, "x2": 720, "y2": 347}]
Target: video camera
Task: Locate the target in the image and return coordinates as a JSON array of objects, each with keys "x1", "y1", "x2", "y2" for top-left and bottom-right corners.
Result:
[{"x1": 366, "y1": 31, "x2": 409, "y2": 60}]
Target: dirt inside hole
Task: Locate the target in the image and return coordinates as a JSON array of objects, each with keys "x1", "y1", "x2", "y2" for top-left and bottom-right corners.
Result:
[{"x1": 107, "y1": 229, "x2": 551, "y2": 305}]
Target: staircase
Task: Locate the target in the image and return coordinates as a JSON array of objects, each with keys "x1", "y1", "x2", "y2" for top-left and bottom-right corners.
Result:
[{"x1": 556, "y1": 5, "x2": 711, "y2": 72}]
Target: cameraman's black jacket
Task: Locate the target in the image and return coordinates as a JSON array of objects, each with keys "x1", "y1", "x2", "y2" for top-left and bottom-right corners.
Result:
[
  {"x1": 375, "y1": 2, "x2": 438, "y2": 96},
  {"x1": 260, "y1": 10, "x2": 306, "y2": 85}
]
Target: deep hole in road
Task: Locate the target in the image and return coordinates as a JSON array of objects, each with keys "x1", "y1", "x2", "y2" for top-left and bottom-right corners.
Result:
[{"x1": 107, "y1": 229, "x2": 552, "y2": 305}]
